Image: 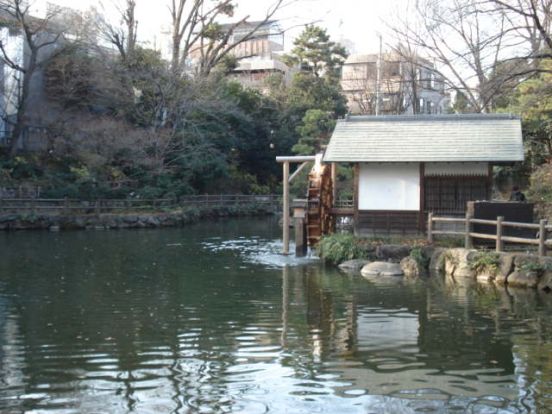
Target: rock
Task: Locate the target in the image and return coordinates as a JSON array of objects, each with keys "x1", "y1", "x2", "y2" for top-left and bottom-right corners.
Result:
[
  {"x1": 512, "y1": 254, "x2": 538, "y2": 273},
  {"x1": 400, "y1": 257, "x2": 428, "y2": 279},
  {"x1": 444, "y1": 248, "x2": 476, "y2": 279},
  {"x1": 49, "y1": 225, "x2": 60, "y2": 232},
  {"x1": 498, "y1": 253, "x2": 515, "y2": 279},
  {"x1": 74, "y1": 217, "x2": 86, "y2": 229},
  {"x1": 122, "y1": 215, "x2": 139, "y2": 223},
  {"x1": 339, "y1": 259, "x2": 371, "y2": 273},
  {"x1": 494, "y1": 272, "x2": 509, "y2": 286},
  {"x1": 361, "y1": 261, "x2": 404, "y2": 277},
  {"x1": 537, "y1": 271, "x2": 552, "y2": 293},
  {"x1": 376, "y1": 245, "x2": 411, "y2": 262},
  {"x1": 0, "y1": 214, "x2": 18, "y2": 223},
  {"x1": 507, "y1": 270, "x2": 539, "y2": 288},
  {"x1": 476, "y1": 269, "x2": 496, "y2": 284},
  {"x1": 429, "y1": 248, "x2": 446, "y2": 272},
  {"x1": 145, "y1": 216, "x2": 161, "y2": 226}
]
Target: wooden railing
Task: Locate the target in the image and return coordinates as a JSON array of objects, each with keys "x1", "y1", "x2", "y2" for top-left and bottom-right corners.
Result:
[
  {"x1": 427, "y1": 212, "x2": 552, "y2": 256},
  {"x1": 0, "y1": 194, "x2": 280, "y2": 215}
]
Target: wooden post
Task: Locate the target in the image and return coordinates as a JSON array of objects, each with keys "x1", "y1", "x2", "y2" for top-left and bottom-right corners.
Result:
[
  {"x1": 295, "y1": 216, "x2": 307, "y2": 257},
  {"x1": 282, "y1": 161, "x2": 290, "y2": 255},
  {"x1": 427, "y1": 212, "x2": 434, "y2": 243},
  {"x1": 539, "y1": 219, "x2": 547, "y2": 257},
  {"x1": 465, "y1": 211, "x2": 473, "y2": 249},
  {"x1": 496, "y1": 216, "x2": 504, "y2": 253},
  {"x1": 331, "y1": 162, "x2": 337, "y2": 205}
]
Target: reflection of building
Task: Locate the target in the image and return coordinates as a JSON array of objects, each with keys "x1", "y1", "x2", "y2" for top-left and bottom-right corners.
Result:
[
  {"x1": 341, "y1": 52, "x2": 449, "y2": 115},
  {"x1": 323, "y1": 114, "x2": 524, "y2": 235}
]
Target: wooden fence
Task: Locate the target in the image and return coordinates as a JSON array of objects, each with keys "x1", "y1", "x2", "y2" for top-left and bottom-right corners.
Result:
[
  {"x1": 427, "y1": 212, "x2": 552, "y2": 256},
  {"x1": 0, "y1": 194, "x2": 280, "y2": 215}
]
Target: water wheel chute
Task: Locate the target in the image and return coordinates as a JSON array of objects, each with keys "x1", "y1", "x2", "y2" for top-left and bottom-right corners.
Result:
[{"x1": 306, "y1": 155, "x2": 334, "y2": 246}]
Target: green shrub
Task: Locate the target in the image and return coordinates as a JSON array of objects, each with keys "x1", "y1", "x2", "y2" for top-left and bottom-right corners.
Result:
[
  {"x1": 528, "y1": 163, "x2": 552, "y2": 220},
  {"x1": 518, "y1": 261, "x2": 552, "y2": 274},
  {"x1": 316, "y1": 233, "x2": 366, "y2": 265},
  {"x1": 469, "y1": 251, "x2": 501, "y2": 274},
  {"x1": 410, "y1": 247, "x2": 429, "y2": 268}
]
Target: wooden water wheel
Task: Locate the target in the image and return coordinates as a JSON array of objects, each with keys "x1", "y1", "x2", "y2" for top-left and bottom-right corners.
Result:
[{"x1": 306, "y1": 161, "x2": 334, "y2": 246}]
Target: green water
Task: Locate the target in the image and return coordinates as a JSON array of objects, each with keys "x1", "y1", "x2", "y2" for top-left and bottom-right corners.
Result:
[{"x1": 0, "y1": 218, "x2": 551, "y2": 413}]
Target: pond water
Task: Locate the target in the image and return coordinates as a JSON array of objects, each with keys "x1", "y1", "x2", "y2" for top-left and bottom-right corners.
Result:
[{"x1": 0, "y1": 218, "x2": 551, "y2": 413}]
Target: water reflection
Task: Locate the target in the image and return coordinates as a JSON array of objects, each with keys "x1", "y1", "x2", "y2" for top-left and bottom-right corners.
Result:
[{"x1": 0, "y1": 219, "x2": 551, "y2": 413}]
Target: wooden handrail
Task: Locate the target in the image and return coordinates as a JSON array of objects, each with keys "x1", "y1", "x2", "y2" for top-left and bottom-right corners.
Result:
[
  {"x1": 428, "y1": 213, "x2": 550, "y2": 257},
  {"x1": 0, "y1": 194, "x2": 281, "y2": 213}
]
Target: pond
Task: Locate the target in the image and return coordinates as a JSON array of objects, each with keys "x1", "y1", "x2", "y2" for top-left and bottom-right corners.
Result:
[{"x1": 0, "y1": 218, "x2": 551, "y2": 413}]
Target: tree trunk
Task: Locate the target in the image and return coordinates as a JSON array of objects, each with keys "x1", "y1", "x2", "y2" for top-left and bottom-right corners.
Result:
[{"x1": 9, "y1": 63, "x2": 33, "y2": 156}]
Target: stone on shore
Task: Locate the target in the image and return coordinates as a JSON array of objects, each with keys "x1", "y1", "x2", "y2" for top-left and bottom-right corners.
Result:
[
  {"x1": 361, "y1": 262, "x2": 404, "y2": 277},
  {"x1": 444, "y1": 248, "x2": 477, "y2": 279},
  {"x1": 400, "y1": 257, "x2": 428, "y2": 279},
  {"x1": 507, "y1": 270, "x2": 539, "y2": 288},
  {"x1": 339, "y1": 259, "x2": 371, "y2": 273}
]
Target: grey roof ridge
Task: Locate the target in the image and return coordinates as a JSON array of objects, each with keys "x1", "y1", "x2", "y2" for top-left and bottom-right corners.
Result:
[{"x1": 341, "y1": 113, "x2": 520, "y2": 122}]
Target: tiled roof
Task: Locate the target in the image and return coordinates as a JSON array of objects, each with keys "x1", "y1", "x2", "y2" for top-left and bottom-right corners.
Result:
[{"x1": 323, "y1": 114, "x2": 524, "y2": 163}]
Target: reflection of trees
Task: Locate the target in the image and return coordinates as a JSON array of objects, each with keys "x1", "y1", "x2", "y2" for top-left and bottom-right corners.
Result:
[
  {"x1": 0, "y1": 223, "x2": 282, "y2": 412},
  {"x1": 2, "y1": 224, "x2": 552, "y2": 412}
]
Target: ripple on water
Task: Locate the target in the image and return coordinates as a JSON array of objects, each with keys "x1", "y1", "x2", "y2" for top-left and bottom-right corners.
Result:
[{"x1": 201, "y1": 238, "x2": 319, "y2": 267}]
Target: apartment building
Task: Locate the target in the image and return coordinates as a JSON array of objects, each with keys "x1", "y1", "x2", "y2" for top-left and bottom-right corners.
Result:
[{"x1": 341, "y1": 52, "x2": 449, "y2": 115}]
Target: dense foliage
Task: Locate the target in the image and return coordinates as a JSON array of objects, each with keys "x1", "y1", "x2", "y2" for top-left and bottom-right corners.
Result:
[
  {"x1": 0, "y1": 23, "x2": 351, "y2": 199},
  {"x1": 316, "y1": 233, "x2": 368, "y2": 265}
]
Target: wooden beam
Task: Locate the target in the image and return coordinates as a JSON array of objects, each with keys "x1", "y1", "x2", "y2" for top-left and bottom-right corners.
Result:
[
  {"x1": 353, "y1": 163, "x2": 360, "y2": 235},
  {"x1": 331, "y1": 162, "x2": 337, "y2": 205},
  {"x1": 419, "y1": 162, "x2": 425, "y2": 233},
  {"x1": 276, "y1": 156, "x2": 317, "y2": 163},
  {"x1": 289, "y1": 161, "x2": 310, "y2": 183},
  {"x1": 283, "y1": 161, "x2": 290, "y2": 255}
]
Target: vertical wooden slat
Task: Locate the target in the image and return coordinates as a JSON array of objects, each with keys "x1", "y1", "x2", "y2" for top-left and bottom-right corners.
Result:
[
  {"x1": 427, "y1": 212, "x2": 434, "y2": 243},
  {"x1": 465, "y1": 211, "x2": 473, "y2": 249},
  {"x1": 496, "y1": 216, "x2": 504, "y2": 252},
  {"x1": 331, "y1": 162, "x2": 337, "y2": 207},
  {"x1": 539, "y1": 219, "x2": 547, "y2": 257},
  {"x1": 419, "y1": 162, "x2": 425, "y2": 233},
  {"x1": 353, "y1": 163, "x2": 360, "y2": 235}
]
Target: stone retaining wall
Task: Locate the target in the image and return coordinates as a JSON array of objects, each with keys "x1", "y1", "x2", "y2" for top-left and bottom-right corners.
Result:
[{"x1": 0, "y1": 206, "x2": 274, "y2": 231}]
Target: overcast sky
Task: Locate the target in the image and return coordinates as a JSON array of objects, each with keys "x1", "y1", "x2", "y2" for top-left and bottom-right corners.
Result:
[{"x1": 34, "y1": 0, "x2": 402, "y2": 54}]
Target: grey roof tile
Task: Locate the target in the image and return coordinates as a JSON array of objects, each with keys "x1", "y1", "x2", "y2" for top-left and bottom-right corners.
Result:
[{"x1": 323, "y1": 114, "x2": 524, "y2": 163}]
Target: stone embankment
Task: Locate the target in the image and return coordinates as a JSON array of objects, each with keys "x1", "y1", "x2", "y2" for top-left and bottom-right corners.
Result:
[
  {"x1": 338, "y1": 245, "x2": 552, "y2": 292},
  {"x1": 0, "y1": 206, "x2": 273, "y2": 231}
]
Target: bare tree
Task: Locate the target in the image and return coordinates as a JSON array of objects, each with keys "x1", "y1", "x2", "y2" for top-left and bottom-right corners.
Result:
[
  {"x1": 168, "y1": 0, "x2": 287, "y2": 76},
  {"x1": 0, "y1": 0, "x2": 66, "y2": 155},
  {"x1": 96, "y1": 0, "x2": 138, "y2": 61},
  {"x1": 488, "y1": 0, "x2": 552, "y2": 64},
  {"x1": 388, "y1": 0, "x2": 520, "y2": 113}
]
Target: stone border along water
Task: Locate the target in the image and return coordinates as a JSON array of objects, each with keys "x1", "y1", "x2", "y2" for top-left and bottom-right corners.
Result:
[
  {"x1": 337, "y1": 245, "x2": 552, "y2": 292},
  {"x1": 0, "y1": 206, "x2": 275, "y2": 231}
]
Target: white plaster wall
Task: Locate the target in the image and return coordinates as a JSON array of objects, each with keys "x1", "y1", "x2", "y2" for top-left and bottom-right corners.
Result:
[
  {"x1": 359, "y1": 163, "x2": 420, "y2": 211},
  {"x1": 425, "y1": 162, "x2": 489, "y2": 176}
]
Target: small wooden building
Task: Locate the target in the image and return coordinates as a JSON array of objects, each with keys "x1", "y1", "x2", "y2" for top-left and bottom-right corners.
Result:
[{"x1": 323, "y1": 114, "x2": 524, "y2": 236}]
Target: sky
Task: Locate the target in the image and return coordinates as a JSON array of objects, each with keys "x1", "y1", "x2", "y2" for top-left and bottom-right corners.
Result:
[{"x1": 32, "y1": 0, "x2": 403, "y2": 55}]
